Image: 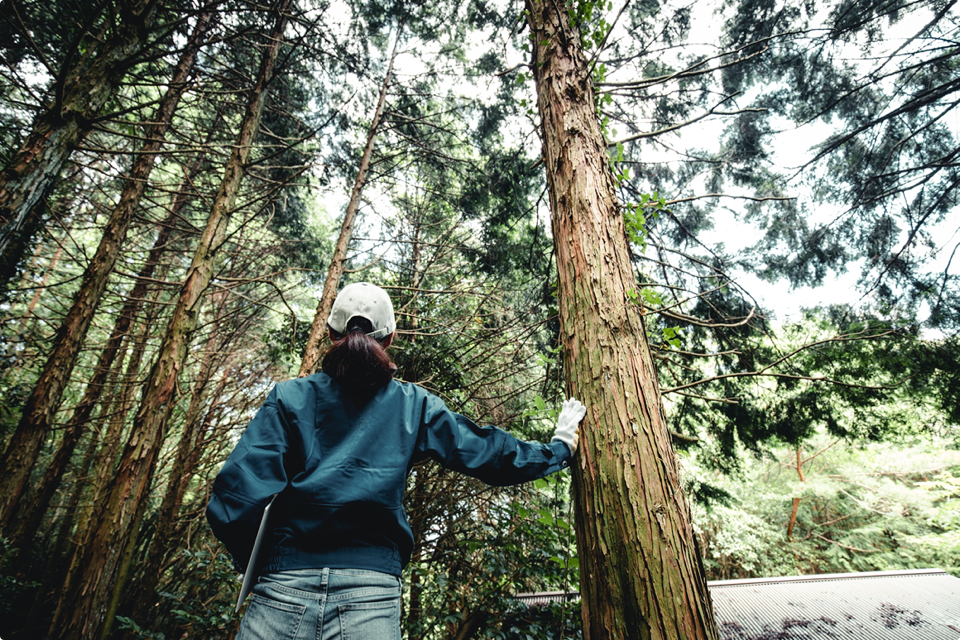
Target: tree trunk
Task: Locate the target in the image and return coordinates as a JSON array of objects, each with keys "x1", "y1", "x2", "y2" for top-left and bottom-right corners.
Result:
[
  {"x1": 16, "y1": 427, "x2": 103, "y2": 639},
  {"x1": 787, "y1": 498, "x2": 801, "y2": 542},
  {"x1": 298, "y1": 29, "x2": 401, "y2": 376},
  {"x1": 5, "y1": 145, "x2": 207, "y2": 553},
  {"x1": 22, "y1": 243, "x2": 63, "y2": 321},
  {"x1": 0, "y1": 0, "x2": 155, "y2": 267},
  {"x1": 124, "y1": 294, "x2": 231, "y2": 625},
  {"x1": 523, "y1": 3, "x2": 719, "y2": 639},
  {"x1": 787, "y1": 448, "x2": 805, "y2": 541},
  {"x1": 452, "y1": 610, "x2": 486, "y2": 640},
  {"x1": 71, "y1": 282, "x2": 166, "y2": 559},
  {"x1": 0, "y1": 8, "x2": 215, "y2": 531},
  {"x1": 0, "y1": 198, "x2": 46, "y2": 295},
  {"x1": 47, "y1": 2, "x2": 290, "y2": 637}
]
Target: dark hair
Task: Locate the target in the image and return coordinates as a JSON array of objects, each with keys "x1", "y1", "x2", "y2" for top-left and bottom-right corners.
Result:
[{"x1": 321, "y1": 316, "x2": 397, "y2": 395}]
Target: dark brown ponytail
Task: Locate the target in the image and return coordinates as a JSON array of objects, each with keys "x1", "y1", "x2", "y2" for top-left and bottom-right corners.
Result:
[{"x1": 321, "y1": 316, "x2": 396, "y2": 395}]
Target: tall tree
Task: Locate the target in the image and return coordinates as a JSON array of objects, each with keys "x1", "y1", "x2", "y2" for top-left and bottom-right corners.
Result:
[
  {"x1": 523, "y1": 1, "x2": 719, "y2": 638},
  {"x1": 46, "y1": 1, "x2": 292, "y2": 637},
  {"x1": 0, "y1": 7, "x2": 216, "y2": 532},
  {"x1": 0, "y1": 0, "x2": 161, "y2": 271},
  {"x1": 298, "y1": 26, "x2": 400, "y2": 376},
  {"x1": 2, "y1": 147, "x2": 208, "y2": 560}
]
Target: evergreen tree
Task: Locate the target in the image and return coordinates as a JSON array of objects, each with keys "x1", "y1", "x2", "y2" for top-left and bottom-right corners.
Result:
[
  {"x1": 47, "y1": 2, "x2": 293, "y2": 636},
  {"x1": 718, "y1": 0, "x2": 960, "y2": 332},
  {"x1": 0, "y1": 0, "x2": 176, "y2": 281},
  {"x1": 523, "y1": 1, "x2": 719, "y2": 637}
]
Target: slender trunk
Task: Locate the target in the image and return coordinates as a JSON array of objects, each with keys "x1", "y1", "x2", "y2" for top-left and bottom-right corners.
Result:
[
  {"x1": 1, "y1": 170, "x2": 80, "y2": 307},
  {"x1": 298, "y1": 29, "x2": 401, "y2": 376},
  {"x1": 99, "y1": 454, "x2": 162, "y2": 640},
  {"x1": 5, "y1": 337, "x2": 130, "y2": 574},
  {"x1": 452, "y1": 611, "x2": 486, "y2": 640},
  {"x1": 524, "y1": 4, "x2": 718, "y2": 639},
  {"x1": 0, "y1": 8, "x2": 215, "y2": 530},
  {"x1": 47, "y1": 4, "x2": 291, "y2": 637},
  {"x1": 0, "y1": 198, "x2": 45, "y2": 293},
  {"x1": 18, "y1": 424, "x2": 103, "y2": 633},
  {"x1": 787, "y1": 448, "x2": 805, "y2": 541},
  {"x1": 787, "y1": 498, "x2": 801, "y2": 542},
  {"x1": 0, "y1": 0, "x2": 155, "y2": 267},
  {"x1": 22, "y1": 244, "x2": 63, "y2": 320},
  {"x1": 52, "y1": 287, "x2": 165, "y2": 640},
  {"x1": 407, "y1": 215, "x2": 422, "y2": 343},
  {"x1": 125, "y1": 300, "x2": 231, "y2": 625},
  {"x1": 72, "y1": 284, "x2": 165, "y2": 556},
  {"x1": 6, "y1": 148, "x2": 209, "y2": 554}
]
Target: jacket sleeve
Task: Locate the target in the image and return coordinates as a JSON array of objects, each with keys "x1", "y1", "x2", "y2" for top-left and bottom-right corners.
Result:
[
  {"x1": 206, "y1": 385, "x2": 291, "y2": 571},
  {"x1": 414, "y1": 392, "x2": 571, "y2": 486}
]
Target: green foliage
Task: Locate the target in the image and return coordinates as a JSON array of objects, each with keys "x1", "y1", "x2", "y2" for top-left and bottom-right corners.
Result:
[
  {"x1": 623, "y1": 192, "x2": 669, "y2": 252},
  {"x1": 115, "y1": 616, "x2": 166, "y2": 640},
  {"x1": 402, "y1": 396, "x2": 579, "y2": 639},
  {"x1": 402, "y1": 474, "x2": 579, "y2": 639},
  {"x1": 0, "y1": 374, "x2": 30, "y2": 442},
  {"x1": 687, "y1": 435, "x2": 960, "y2": 580},
  {"x1": 716, "y1": 0, "x2": 960, "y2": 331},
  {"x1": 659, "y1": 305, "x2": 960, "y2": 473},
  {"x1": 568, "y1": 0, "x2": 615, "y2": 52},
  {"x1": 499, "y1": 600, "x2": 583, "y2": 639},
  {"x1": 0, "y1": 538, "x2": 39, "y2": 635},
  {"x1": 123, "y1": 547, "x2": 240, "y2": 640}
]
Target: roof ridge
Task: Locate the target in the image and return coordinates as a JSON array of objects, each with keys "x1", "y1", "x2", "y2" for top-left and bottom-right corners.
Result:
[{"x1": 707, "y1": 568, "x2": 949, "y2": 588}]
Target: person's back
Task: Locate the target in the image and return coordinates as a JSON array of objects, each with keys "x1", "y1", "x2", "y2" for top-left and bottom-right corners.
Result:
[{"x1": 207, "y1": 282, "x2": 586, "y2": 639}]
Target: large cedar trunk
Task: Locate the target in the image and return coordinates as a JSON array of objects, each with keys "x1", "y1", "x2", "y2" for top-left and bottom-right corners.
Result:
[
  {"x1": 0, "y1": 0, "x2": 155, "y2": 267},
  {"x1": 46, "y1": 3, "x2": 291, "y2": 638},
  {"x1": 0, "y1": 8, "x2": 215, "y2": 534},
  {"x1": 524, "y1": 3, "x2": 719, "y2": 639}
]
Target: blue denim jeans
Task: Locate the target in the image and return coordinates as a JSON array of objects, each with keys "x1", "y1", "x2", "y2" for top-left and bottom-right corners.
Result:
[{"x1": 237, "y1": 568, "x2": 402, "y2": 640}]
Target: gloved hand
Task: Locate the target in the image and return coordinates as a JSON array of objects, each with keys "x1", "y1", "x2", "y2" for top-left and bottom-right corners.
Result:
[{"x1": 552, "y1": 397, "x2": 587, "y2": 454}]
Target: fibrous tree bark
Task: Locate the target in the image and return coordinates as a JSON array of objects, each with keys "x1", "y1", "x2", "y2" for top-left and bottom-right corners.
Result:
[
  {"x1": 4, "y1": 145, "x2": 208, "y2": 556},
  {"x1": 523, "y1": 2, "x2": 719, "y2": 638},
  {"x1": 0, "y1": 7, "x2": 215, "y2": 534},
  {"x1": 46, "y1": 2, "x2": 291, "y2": 637},
  {"x1": 0, "y1": 0, "x2": 156, "y2": 268},
  {"x1": 69, "y1": 279, "x2": 166, "y2": 557},
  {"x1": 124, "y1": 286, "x2": 232, "y2": 625}
]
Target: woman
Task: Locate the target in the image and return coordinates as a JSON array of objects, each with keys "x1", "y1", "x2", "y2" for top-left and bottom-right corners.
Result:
[{"x1": 207, "y1": 282, "x2": 586, "y2": 639}]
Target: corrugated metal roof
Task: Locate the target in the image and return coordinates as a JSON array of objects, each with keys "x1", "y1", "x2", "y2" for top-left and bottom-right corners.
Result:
[
  {"x1": 710, "y1": 568, "x2": 960, "y2": 639},
  {"x1": 513, "y1": 590, "x2": 580, "y2": 606},
  {"x1": 515, "y1": 569, "x2": 960, "y2": 639}
]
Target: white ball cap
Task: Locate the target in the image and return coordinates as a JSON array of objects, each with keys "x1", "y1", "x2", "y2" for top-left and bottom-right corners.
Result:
[{"x1": 327, "y1": 282, "x2": 396, "y2": 340}]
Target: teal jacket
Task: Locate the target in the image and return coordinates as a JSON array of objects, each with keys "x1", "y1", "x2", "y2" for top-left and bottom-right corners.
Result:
[{"x1": 206, "y1": 372, "x2": 571, "y2": 576}]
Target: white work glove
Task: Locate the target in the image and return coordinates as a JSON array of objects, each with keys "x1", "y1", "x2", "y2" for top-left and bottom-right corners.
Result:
[{"x1": 552, "y1": 397, "x2": 587, "y2": 454}]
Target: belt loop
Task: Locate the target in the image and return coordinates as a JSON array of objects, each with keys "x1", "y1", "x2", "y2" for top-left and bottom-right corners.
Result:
[{"x1": 321, "y1": 567, "x2": 330, "y2": 586}]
